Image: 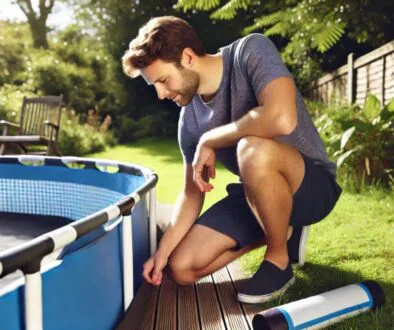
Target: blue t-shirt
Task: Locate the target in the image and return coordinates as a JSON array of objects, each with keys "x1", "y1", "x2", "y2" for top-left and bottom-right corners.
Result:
[{"x1": 178, "y1": 34, "x2": 336, "y2": 176}]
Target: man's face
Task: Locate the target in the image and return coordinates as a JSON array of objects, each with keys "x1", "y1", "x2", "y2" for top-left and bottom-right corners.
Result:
[{"x1": 141, "y1": 59, "x2": 199, "y2": 106}]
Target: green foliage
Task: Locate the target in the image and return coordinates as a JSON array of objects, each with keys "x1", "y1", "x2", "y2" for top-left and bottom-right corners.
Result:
[
  {"x1": 58, "y1": 109, "x2": 117, "y2": 156},
  {"x1": 0, "y1": 22, "x2": 126, "y2": 116},
  {"x1": 0, "y1": 21, "x2": 127, "y2": 154},
  {"x1": 116, "y1": 116, "x2": 139, "y2": 143},
  {"x1": 308, "y1": 95, "x2": 394, "y2": 191},
  {"x1": 176, "y1": 0, "x2": 220, "y2": 12},
  {"x1": 177, "y1": 0, "x2": 394, "y2": 89},
  {"x1": 314, "y1": 22, "x2": 346, "y2": 53},
  {"x1": 243, "y1": 2, "x2": 346, "y2": 53},
  {"x1": 31, "y1": 49, "x2": 97, "y2": 112},
  {"x1": 210, "y1": 0, "x2": 258, "y2": 20},
  {"x1": 116, "y1": 112, "x2": 178, "y2": 143},
  {"x1": 0, "y1": 83, "x2": 37, "y2": 123},
  {"x1": 0, "y1": 22, "x2": 31, "y2": 85}
]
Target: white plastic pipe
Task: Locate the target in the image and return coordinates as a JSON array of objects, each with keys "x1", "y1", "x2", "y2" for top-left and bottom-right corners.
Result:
[
  {"x1": 122, "y1": 214, "x2": 133, "y2": 310},
  {"x1": 25, "y1": 272, "x2": 43, "y2": 330},
  {"x1": 148, "y1": 188, "x2": 157, "y2": 255}
]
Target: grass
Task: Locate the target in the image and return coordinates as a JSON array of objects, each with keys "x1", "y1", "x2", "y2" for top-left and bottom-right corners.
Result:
[
  {"x1": 90, "y1": 138, "x2": 239, "y2": 209},
  {"x1": 90, "y1": 138, "x2": 394, "y2": 330}
]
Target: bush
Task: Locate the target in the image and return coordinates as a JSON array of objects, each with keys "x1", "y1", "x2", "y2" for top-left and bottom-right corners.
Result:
[
  {"x1": 31, "y1": 50, "x2": 97, "y2": 112},
  {"x1": 0, "y1": 21, "x2": 126, "y2": 119},
  {"x1": 308, "y1": 95, "x2": 394, "y2": 191},
  {"x1": 116, "y1": 116, "x2": 139, "y2": 143},
  {"x1": 58, "y1": 109, "x2": 117, "y2": 156},
  {"x1": 0, "y1": 83, "x2": 36, "y2": 125},
  {"x1": 0, "y1": 22, "x2": 31, "y2": 85},
  {"x1": 115, "y1": 110, "x2": 178, "y2": 143}
]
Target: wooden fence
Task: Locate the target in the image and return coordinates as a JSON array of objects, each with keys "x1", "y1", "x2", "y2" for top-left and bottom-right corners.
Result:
[{"x1": 307, "y1": 40, "x2": 394, "y2": 105}]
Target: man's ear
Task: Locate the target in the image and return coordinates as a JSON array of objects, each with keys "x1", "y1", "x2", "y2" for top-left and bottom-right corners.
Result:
[{"x1": 180, "y1": 48, "x2": 195, "y2": 68}]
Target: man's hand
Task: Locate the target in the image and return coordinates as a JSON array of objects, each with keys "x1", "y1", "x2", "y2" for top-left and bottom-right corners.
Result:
[
  {"x1": 192, "y1": 139, "x2": 216, "y2": 192},
  {"x1": 142, "y1": 249, "x2": 169, "y2": 286}
]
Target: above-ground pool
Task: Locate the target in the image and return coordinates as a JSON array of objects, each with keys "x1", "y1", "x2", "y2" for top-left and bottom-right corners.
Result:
[{"x1": 0, "y1": 155, "x2": 158, "y2": 330}]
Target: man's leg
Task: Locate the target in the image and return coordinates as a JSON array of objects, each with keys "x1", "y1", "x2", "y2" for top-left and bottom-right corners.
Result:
[
  {"x1": 167, "y1": 224, "x2": 264, "y2": 285},
  {"x1": 233, "y1": 136, "x2": 307, "y2": 303},
  {"x1": 236, "y1": 137, "x2": 305, "y2": 269}
]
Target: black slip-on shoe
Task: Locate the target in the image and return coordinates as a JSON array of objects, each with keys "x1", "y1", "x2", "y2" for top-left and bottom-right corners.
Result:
[
  {"x1": 237, "y1": 260, "x2": 295, "y2": 304},
  {"x1": 288, "y1": 226, "x2": 310, "y2": 267}
]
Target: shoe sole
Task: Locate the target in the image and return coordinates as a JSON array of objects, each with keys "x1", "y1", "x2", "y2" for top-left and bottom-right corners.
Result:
[
  {"x1": 295, "y1": 226, "x2": 310, "y2": 268},
  {"x1": 237, "y1": 277, "x2": 296, "y2": 304}
]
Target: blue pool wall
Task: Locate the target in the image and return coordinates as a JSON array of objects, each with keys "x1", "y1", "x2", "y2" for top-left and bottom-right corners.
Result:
[{"x1": 0, "y1": 162, "x2": 152, "y2": 329}]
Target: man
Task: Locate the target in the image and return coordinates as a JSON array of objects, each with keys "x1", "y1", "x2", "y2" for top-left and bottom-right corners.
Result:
[{"x1": 122, "y1": 16, "x2": 342, "y2": 304}]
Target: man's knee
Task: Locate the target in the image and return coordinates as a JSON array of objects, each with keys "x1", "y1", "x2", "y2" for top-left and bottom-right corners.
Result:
[
  {"x1": 167, "y1": 252, "x2": 198, "y2": 286},
  {"x1": 236, "y1": 137, "x2": 278, "y2": 180}
]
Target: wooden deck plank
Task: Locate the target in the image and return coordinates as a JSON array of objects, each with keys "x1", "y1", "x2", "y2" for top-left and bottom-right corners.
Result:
[
  {"x1": 212, "y1": 266, "x2": 250, "y2": 329},
  {"x1": 117, "y1": 258, "x2": 269, "y2": 330},
  {"x1": 155, "y1": 273, "x2": 177, "y2": 330},
  {"x1": 227, "y1": 260, "x2": 266, "y2": 329},
  {"x1": 178, "y1": 284, "x2": 200, "y2": 330},
  {"x1": 116, "y1": 282, "x2": 159, "y2": 330},
  {"x1": 196, "y1": 275, "x2": 226, "y2": 330},
  {"x1": 141, "y1": 285, "x2": 160, "y2": 330}
]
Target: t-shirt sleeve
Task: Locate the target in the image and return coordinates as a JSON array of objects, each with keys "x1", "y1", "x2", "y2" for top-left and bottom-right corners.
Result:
[
  {"x1": 178, "y1": 108, "x2": 197, "y2": 164},
  {"x1": 239, "y1": 34, "x2": 292, "y2": 98}
]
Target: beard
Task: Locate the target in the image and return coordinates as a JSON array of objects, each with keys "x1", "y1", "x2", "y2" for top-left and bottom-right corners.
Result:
[{"x1": 174, "y1": 65, "x2": 199, "y2": 106}]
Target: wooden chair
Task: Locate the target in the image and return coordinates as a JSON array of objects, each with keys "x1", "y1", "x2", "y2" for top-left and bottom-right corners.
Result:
[{"x1": 0, "y1": 95, "x2": 63, "y2": 156}]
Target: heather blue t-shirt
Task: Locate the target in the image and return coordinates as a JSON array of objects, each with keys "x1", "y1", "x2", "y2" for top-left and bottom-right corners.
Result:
[{"x1": 178, "y1": 33, "x2": 336, "y2": 176}]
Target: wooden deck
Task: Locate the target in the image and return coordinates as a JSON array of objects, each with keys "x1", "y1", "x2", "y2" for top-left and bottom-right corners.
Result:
[{"x1": 116, "y1": 259, "x2": 266, "y2": 330}]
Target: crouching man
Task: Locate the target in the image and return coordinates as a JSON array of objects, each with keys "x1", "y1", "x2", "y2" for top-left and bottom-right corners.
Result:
[{"x1": 122, "y1": 16, "x2": 342, "y2": 303}]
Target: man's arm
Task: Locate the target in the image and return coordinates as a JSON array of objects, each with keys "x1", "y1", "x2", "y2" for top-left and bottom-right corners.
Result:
[
  {"x1": 192, "y1": 77, "x2": 297, "y2": 192},
  {"x1": 201, "y1": 77, "x2": 297, "y2": 149},
  {"x1": 143, "y1": 162, "x2": 207, "y2": 285},
  {"x1": 158, "y1": 163, "x2": 206, "y2": 256}
]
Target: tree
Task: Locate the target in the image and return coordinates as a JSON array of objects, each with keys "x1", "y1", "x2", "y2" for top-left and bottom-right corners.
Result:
[
  {"x1": 14, "y1": 0, "x2": 55, "y2": 48},
  {"x1": 176, "y1": 0, "x2": 394, "y2": 89}
]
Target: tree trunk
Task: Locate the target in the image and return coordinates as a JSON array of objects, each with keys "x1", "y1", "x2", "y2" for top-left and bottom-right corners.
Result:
[
  {"x1": 16, "y1": 0, "x2": 55, "y2": 49},
  {"x1": 30, "y1": 17, "x2": 49, "y2": 49}
]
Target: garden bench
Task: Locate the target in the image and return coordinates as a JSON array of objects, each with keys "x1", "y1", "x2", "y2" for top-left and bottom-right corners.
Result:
[{"x1": 0, "y1": 95, "x2": 63, "y2": 156}]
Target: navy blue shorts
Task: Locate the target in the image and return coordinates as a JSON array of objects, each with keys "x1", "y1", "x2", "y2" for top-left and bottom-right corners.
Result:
[{"x1": 195, "y1": 153, "x2": 342, "y2": 250}]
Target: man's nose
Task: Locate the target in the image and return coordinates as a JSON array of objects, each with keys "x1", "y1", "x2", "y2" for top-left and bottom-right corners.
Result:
[{"x1": 155, "y1": 85, "x2": 169, "y2": 100}]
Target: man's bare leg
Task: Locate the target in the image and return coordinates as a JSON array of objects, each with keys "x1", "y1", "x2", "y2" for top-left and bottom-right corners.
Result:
[
  {"x1": 236, "y1": 137, "x2": 305, "y2": 269},
  {"x1": 167, "y1": 224, "x2": 264, "y2": 285}
]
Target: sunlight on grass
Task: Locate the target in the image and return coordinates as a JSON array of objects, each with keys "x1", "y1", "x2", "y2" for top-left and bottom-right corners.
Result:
[
  {"x1": 241, "y1": 190, "x2": 394, "y2": 330},
  {"x1": 89, "y1": 138, "x2": 238, "y2": 208}
]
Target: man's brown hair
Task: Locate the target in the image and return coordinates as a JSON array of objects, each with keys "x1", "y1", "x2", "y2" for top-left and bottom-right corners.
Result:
[{"x1": 122, "y1": 16, "x2": 206, "y2": 78}]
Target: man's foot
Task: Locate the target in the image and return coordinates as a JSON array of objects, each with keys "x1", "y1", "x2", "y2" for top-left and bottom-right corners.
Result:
[
  {"x1": 288, "y1": 226, "x2": 310, "y2": 267},
  {"x1": 237, "y1": 260, "x2": 295, "y2": 304}
]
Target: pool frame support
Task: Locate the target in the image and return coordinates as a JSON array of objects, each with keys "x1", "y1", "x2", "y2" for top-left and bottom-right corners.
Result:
[
  {"x1": 122, "y1": 212, "x2": 134, "y2": 310},
  {"x1": 149, "y1": 188, "x2": 157, "y2": 255},
  {"x1": 25, "y1": 272, "x2": 43, "y2": 330}
]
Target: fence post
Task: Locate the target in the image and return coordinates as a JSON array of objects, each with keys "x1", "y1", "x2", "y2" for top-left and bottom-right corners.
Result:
[
  {"x1": 382, "y1": 55, "x2": 386, "y2": 105},
  {"x1": 347, "y1": 53, "x2": 355, "y2": 104}
]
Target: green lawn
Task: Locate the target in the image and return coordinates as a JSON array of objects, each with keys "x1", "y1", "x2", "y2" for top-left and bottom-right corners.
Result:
[{"x1": 90, "y1": 138, "x2": 394, "y2": 330}]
